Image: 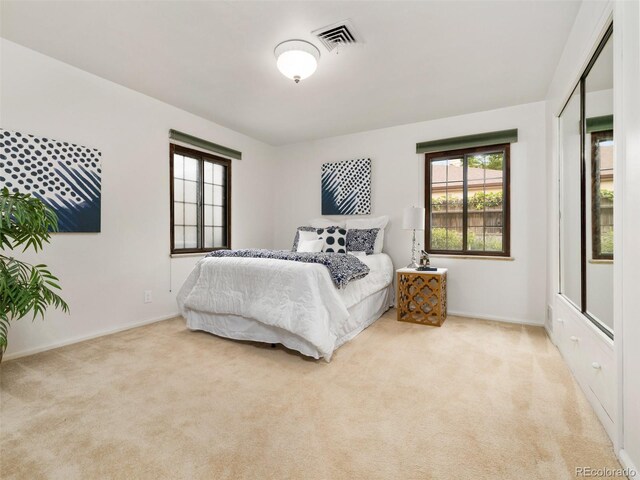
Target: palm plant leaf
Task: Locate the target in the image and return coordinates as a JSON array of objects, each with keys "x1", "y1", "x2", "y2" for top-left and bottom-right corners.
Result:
[{"x1": 0, "y1": 188, "x2": 68, "y2": 353}]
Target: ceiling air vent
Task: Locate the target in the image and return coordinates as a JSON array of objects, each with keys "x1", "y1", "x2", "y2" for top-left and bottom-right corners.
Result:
[{"x1": 312, "y1": 20, "x2": 362, "y2": 52}]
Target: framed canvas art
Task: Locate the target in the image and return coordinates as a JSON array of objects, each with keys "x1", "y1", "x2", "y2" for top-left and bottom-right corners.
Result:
[
  {"x1": 321, "y1": 158, "x2": 371, "y2": 215},
  {"x1": 0, "y1": 129, "x2": 101, "y2": 232}
]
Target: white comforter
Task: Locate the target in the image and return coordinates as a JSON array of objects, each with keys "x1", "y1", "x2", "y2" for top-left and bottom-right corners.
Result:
[{"x1": 177, "y1": 253, "x2": 394, "y2": 359}]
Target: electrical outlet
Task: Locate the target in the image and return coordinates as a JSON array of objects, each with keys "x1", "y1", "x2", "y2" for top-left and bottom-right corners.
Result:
[{"x1": 144, "y1": 290, "x2": 152, "y2": 304}]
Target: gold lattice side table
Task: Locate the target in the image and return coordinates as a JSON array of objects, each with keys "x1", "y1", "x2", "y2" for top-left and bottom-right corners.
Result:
[{"x1": 396, "y1": 268, "x2": 448, "y2": 327}]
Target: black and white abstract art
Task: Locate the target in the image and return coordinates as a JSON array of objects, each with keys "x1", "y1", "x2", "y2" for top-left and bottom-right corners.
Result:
[
  {"x1": 321, "y1": 158, "x2": 371, "y2": 215},
  {"x1": 0, "y1": 128, "x2": 101, "y2": 232}
]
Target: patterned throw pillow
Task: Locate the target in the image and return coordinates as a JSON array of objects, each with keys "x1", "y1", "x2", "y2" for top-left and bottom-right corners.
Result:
[
  {"x1": 292, "y1": 226, "x2": 318, "y2": 251},
  {"x1": 316, "y1": 227, "x2": 347, "y2": 253},
  {"x1": 346, "y1": 228, "x2": 380, "y2": 255}
]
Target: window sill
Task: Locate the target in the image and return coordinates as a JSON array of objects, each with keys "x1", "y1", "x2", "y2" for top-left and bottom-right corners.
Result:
[
  {"x1": 589, "y1": 259, "x2": 613, "y2": 264},
  {"x1": 429, "y1": 254, "x2": 514, "y2": 261},
  {"x1": 170, "y1": 252, "x2": 209, "y2": 258}
]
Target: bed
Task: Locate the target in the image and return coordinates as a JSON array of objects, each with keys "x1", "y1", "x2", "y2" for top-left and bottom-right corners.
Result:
[{"x1": 176, "y1": 251, "x2": 394, "y2": 361}]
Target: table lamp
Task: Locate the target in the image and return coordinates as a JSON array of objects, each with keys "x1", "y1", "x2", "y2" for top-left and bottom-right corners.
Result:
[{"x1": 403, "y1": 206, "x2": 425, "y2": 268}]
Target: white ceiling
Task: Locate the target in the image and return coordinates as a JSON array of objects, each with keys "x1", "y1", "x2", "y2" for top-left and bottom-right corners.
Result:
[{"x1": 0, "y1": 1, "x2": 580, "y2": 145}]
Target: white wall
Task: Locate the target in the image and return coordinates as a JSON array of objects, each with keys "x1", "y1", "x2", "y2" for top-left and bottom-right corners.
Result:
[
  {"x1": 545, "y1": 0, "x2": 640, "y2": 472},
  {"x1": 0, "y1": 39, "x2": 276, "y2": 358},
  {"x1": 273, "y1": 102, "x2": 547, "y2": 325},
  {"x1": 616, "y1": 0, "x2": 640, "y2": 472},
  {"x1": 545, "y1": 0, "x2": 614, "y2": 323}
]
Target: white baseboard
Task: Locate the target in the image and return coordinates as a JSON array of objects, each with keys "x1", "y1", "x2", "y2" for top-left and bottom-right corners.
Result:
[
  {"x1": 618, "y1": 449, "x2": 639, "y2": 478},
  {"x1": 3, "y1": 313, "x2": 180, "y2": 362},
  {"x1": 447, "y1": 310, "x2": 544, "y2": 327},
  {"x1": 5, "y1": 310, "x2": 542, "y2": 361},
  {"x1": 544, "y1": 318, "x2": 557, "y2": 345}
]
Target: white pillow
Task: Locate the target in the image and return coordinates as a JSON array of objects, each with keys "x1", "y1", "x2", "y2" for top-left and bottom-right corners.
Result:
[
  {"x1": 345, "y1": 215, "x2": 389, "y2": 230},
  {"x1": 309, "y1": 217, "x2": 346, "y2": 228},
  {"x1": 298, "y1": 230, "x2": 320, "y2": 243},
  {"x1": 348, "y1": 251, "x2": 367, "y2": 258},
  {"x1": 346, "y1": 216, "x2": 389, "y2": 254},
  {"x1": 297, "y1": 239, "x2": 324, "y2": 253}
]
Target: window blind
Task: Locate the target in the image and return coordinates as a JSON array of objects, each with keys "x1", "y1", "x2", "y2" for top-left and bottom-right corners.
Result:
[
  {"x1": 416, "y1": 129, "x2": 518, "y2": 155},
  {"x1": 169, "y1": 129, "x2": 242, "y2": 160},
  {"x1": 586, "y1": 115, "x2": 613, "y2": 134}
]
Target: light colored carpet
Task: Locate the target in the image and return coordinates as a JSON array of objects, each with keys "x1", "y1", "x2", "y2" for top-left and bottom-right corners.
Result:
[{"x1": 1, "y1": 310, "x2": 621, "y2": 479}]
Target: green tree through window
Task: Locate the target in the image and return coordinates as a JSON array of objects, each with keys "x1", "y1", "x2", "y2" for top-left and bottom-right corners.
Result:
[{"x1": 425, "y1": 144, "x2": 510, "y2": 256}]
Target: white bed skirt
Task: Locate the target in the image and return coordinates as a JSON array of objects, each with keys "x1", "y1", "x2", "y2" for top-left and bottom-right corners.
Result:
[{"x1": 185, "y1": 284, "x2": 394, "y2": 361}]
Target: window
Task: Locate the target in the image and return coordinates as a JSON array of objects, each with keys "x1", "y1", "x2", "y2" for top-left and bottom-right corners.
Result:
[
  {"x1": 170, "y1": 144, "x2": 231, "y2": 254},
  {"x1": 425, "y1": 144, "x2": 510, "y2": 256},
  {"x1": 590, "y1": 130, "x2": 613, "y2": 260}
]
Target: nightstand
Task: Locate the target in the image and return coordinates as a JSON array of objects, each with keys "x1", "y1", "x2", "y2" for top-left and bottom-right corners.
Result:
[{"x1": 396, "y1": 268, "x2": 448, "y2": 326}]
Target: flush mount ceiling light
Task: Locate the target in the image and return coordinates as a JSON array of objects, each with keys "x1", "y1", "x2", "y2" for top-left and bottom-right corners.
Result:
[{"x1": 274, "y1": 39, "x2": 320, "y2": 84}]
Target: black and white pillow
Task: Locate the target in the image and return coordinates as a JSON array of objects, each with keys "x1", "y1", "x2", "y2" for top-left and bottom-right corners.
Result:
[
  {"x1": 292, "y1": 226, "x2": 318, "y2": 251},
  {"x1": 317, "y1": 227, "x2": 347, "y2": 253},
  {"x1": 346, "y1": 228, "x2": 380, "y2": 255}
]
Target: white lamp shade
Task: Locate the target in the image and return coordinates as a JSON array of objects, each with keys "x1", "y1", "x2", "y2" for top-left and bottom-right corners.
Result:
[
  {"x1": 402, "y1": 206, "x2": 425, "y2": 230},
  {"x1": 274, "y1": 40, "x2": 320, "y2": 82}
]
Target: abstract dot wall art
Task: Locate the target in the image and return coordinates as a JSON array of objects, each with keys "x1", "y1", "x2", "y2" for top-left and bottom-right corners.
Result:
[
  {"x1": 0, "y1": 128, "x2": 101, "y2": 232},
  {"x1": 321, "y1": 158, "x2": 371, "y2": 215}
]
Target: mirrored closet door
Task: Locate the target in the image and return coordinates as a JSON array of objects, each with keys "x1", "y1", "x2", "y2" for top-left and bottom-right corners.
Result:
[
  {"x1": 559, "y1": 25, "x2": 614, "y2": 338},
  {"x1": 559, "y1": 85, "x2": 582, "y2": 310},
  {"x1": 585, "y1": 33, "x2": 614, "y2": 332}
]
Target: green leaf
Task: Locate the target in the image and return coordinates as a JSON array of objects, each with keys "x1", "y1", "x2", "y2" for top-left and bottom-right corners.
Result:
[{"x1": 0, "y1": 190, "x2": 68, "y2": 350}]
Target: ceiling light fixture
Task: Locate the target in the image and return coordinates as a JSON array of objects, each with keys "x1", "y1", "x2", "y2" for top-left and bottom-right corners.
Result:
[{"x1": 274, "y1": 40, "x2": 320, "y2": 84}]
